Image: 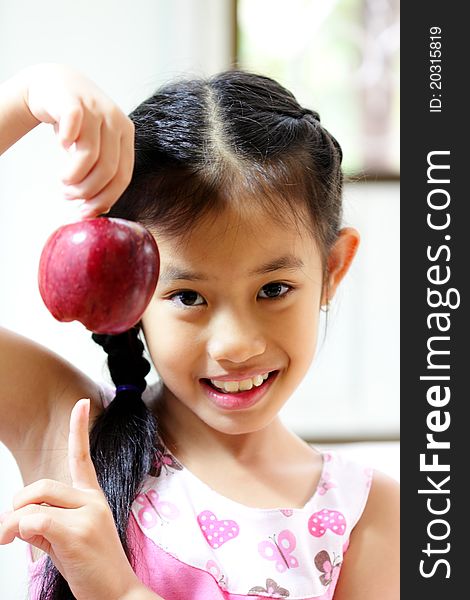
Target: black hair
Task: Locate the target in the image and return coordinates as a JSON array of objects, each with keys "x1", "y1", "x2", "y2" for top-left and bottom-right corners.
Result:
[
  {"x1": 114, "y1": 70, "x2": 343, "y2": 265},
  {"x1": 38, "y1": 69, "x2": 343, "y2": 598},
  {"x1": 36, "y1": 328, "x2": 161, "y2": 599}
]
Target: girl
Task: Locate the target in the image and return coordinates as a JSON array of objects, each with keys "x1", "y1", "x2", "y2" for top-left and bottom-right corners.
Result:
[{"x1": 0, "y1": 64, "x2": 399, "y2": 600}]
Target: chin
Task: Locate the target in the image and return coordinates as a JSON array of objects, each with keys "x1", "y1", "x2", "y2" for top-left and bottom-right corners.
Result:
[{"x1": 204, "y1": 409, "x2": 279, "y2": 437}]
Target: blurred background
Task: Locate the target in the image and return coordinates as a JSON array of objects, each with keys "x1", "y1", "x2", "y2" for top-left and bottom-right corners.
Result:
[{"x1": 0, "y1": 1, "x2": 399, "y2": 597}]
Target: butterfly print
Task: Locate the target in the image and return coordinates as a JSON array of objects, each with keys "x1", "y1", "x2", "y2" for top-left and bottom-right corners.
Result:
[
  {"x1": 206, "y1": 560, "x2": 228, "y2": 589},
  {"x1": 151, "y1": 449, "x2": 183, "y2": 478},
  {"x1": 280, "y1": 509, "x2": 294, "y2": 517},
  {"x1": 314, "y1": 550, "x2": 342, "y2": 586},
  {"x1": 134, "y1": 489, "x2": 180, "y2": 528},
  {"x1": 316, "y1": 472, "x2": 336, "y2": 496},
  {"x1": 258, "y1": 530, "x2": 299, "y2": 573},
  {"x1": 248, "y1": 578, "x2": 290, "y2": 597}
]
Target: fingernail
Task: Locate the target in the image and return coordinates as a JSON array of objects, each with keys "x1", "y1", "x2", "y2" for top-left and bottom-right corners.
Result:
[
  {"x1": 62, "y1": 183, "x2": 74, "y2": 195},
  {"x1": 61, "y1": 138, "x2": 73, "y2": 151}
]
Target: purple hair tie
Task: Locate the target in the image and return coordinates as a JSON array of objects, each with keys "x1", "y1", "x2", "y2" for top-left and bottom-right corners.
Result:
[{"x1": 116, "y1": 384, "x2": 143, "y2": 395}]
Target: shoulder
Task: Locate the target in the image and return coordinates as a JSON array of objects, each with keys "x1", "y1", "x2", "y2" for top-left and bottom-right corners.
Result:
[
  {"x1": 354, "y1": 469, "x2": 399, "y2": 551},
  {"x1": 316, "y1": 449, "x2": 373, "y2": 530},
  {"x1": 363, "y1": 469, "x2": 400, "y2": 522},
  {"x1": 334, "y1": 470, "x2": 400, "y2": 600}
]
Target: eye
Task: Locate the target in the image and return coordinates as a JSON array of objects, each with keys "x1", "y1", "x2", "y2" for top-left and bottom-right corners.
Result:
[
  {"x1": 258, "y1": 282, "x2": 293, "y2": 300},
  {"x1": 169, "y1": 290, "x2": 205, "y2": 308}
]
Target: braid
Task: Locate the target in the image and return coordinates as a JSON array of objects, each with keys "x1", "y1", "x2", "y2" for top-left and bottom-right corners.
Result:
[
  {"x1": 89, "y1": 326, "x2": 160, "y2": 545},
  {"x1": 92, "y1": 326, "x2": 150, "y2": 393},
  {"x1": 38, "y1": 327, "x2": 161, "y2": 600}
]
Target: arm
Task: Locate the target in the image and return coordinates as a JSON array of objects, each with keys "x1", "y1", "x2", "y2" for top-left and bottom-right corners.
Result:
[
  {"x1": 0, "y1": 63, "x2": 134, "y2": 467},
  {"x1": 0, "y1": 326, "x2": 88, "y2": 448},
  {"x1": 121, "y1": 585, "x2": 164, "y2": 600},
  {"x1": 0, "y1": 326, "x2": 101, "y2": 478},
  {"x1": 333, "y1": 470, "x2": 400, "y2": 600},
  {"x1": 0, "y1": 70, "x2": 41, "y2": 154}
]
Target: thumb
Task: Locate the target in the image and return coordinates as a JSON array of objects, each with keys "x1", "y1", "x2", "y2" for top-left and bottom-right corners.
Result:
[{"x1": 68, "y1": 398, "x2": 101, "y2": 490}]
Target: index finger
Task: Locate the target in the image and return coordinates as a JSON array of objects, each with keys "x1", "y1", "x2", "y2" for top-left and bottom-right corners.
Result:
[
  {"x1": 57, "y1": 103, "x2": 84, "y2": 149},
  {"x1": 68, "y1": 398, "x2": 100, "y2": 491},
  {"x1": 61, "y1": 111, "x2": 101, "y2": 186}
]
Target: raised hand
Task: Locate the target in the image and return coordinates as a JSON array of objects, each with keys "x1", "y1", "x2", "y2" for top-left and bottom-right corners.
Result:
[
  {"x1": 0, "y1": 399, "x2": 155, "y2": 599},
  {"x1": 2, "y1": 63, "x2": 134, "y2": 217}
]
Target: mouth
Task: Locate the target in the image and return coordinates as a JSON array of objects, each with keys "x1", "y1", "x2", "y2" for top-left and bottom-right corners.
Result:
[{"x1": 199, "y1": 370, "x2": 279, "y2": 410}]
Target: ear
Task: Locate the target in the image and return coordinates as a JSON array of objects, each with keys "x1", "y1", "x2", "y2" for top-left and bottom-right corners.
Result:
[{"x1": 321, "y1": 227, "x2": 360, "y2": 306}]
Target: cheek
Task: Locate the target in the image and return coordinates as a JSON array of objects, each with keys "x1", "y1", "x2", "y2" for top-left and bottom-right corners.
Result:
[
  {"x1": 142, "y1": 305, "x2": 200, "y2": 376},
  {"x1": 282, "y1": 301, "x2": 320, "y2": 368}
]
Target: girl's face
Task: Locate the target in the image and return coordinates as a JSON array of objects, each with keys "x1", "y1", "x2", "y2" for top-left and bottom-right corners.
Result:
[{"x1": 142, "y1": 204, "x2": 347, "y2": 439}]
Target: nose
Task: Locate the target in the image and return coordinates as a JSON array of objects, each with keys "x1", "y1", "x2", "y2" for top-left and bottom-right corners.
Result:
[{"x1": 207, "y1": 308, "x2": 267, "y2": 364}]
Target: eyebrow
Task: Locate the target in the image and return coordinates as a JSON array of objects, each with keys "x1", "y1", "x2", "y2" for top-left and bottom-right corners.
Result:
[{"x1": 159, "y1": 254, "x2": 305, "y2": 283}]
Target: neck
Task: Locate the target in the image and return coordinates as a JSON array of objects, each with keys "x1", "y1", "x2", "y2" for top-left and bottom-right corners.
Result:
[{"x1": 154, "y1": 385, "x2": 297, "y2": 468}]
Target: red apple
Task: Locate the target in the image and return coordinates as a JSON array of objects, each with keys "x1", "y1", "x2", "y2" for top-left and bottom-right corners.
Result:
[{"x1": 38, "y1": 217, "x2": 159, "y2": 334}]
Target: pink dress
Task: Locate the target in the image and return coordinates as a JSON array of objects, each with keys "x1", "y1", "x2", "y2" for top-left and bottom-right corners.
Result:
[{"x1": 27, "y1": 386, "x2": 372, "y2": 599}]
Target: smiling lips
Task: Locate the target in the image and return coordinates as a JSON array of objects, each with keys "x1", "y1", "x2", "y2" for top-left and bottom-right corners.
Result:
[
  {"x1": 209, "y1": 372, "x2": 270, "y2": 393},
  {"x1": 200, "y1": 371, "x2": 279, "y2": 410}
]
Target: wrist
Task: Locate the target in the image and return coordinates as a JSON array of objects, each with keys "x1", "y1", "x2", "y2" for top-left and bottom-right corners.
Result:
[
  {"x1": 0, "y1": 69, "x2": 40, "y2": 155},
  {"x1": 119, "y1": 581, "x2": 163, "y2": 600},
  {"x1": 13, "y1": 66, "x2": 43, "y2": 127},
  {"x1": 106, "y1": 562, "x2": 164, "y2": 600}
]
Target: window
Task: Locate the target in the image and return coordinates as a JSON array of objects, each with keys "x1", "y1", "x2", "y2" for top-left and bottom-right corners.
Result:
[{"x1": 236, "y1": 0, "x2": 400, "y2": 177}]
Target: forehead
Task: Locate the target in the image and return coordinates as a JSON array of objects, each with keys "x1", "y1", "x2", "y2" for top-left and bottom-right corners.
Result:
[{"x1": 153, "y1": 204, "x2": 321, "y2": 280}]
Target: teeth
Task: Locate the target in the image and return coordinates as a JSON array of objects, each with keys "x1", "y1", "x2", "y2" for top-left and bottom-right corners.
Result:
[{"x1": 211, "y1": 372, "x2": 270, "y2": 393}]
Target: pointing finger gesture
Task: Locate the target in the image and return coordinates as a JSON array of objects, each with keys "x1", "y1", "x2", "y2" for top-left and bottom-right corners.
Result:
[
  {"x1": 68, "y1": 398, "x2": 101, "y2": 491},
  {"x1": 0, "y1": 398, "x2": 150, "y2": 598}
]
